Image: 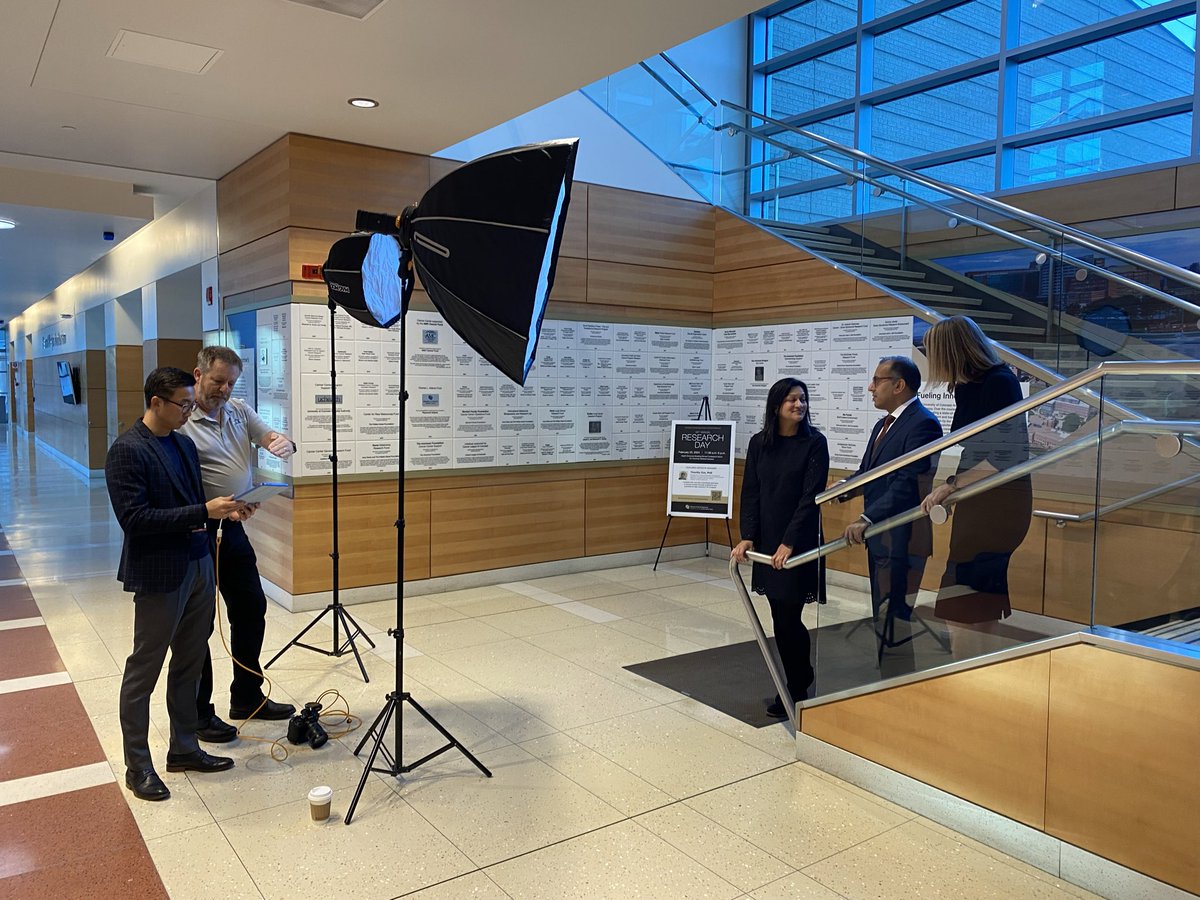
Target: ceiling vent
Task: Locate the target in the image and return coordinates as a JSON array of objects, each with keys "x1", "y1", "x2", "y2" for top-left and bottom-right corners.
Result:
[
  {"x1": 282, "y1": 0, "x2": 388, "y2": 19},
  {"x1": 105, "y1": 30, "x2": 222, "y2": 74}
]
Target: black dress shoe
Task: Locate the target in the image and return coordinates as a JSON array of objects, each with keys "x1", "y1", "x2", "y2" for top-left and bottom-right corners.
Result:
[
  {"x1": 230, "y1": 698, "x2": 296, "y2": 721},
  {"x1": 165, "y1": 750, "x2": 235, "y2": 773},
  {"x1": 765, "y1": 697, "x2": 789, "y2": 719},
  {"x1": 125, "y1": 768, "x2": 170, "y2": 801},
  {"x1": 196, "y1": 715, "x2": 239, "y2": 743}
]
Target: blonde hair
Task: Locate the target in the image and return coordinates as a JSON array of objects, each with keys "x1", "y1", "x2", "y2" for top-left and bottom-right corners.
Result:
[{"x1": 923, "y1": 316, "x2": 1003, "y2": 391}]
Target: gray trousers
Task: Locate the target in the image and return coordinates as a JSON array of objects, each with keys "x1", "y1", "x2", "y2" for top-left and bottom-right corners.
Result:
[{"x1": 119, "y1": 556, "x2": 215, "y2": 770}]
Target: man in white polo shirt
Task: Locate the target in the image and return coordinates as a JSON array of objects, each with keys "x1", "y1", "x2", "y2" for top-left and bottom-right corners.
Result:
[{"x1": 179, "y1": 345, "x2": 297, "y2": 742}]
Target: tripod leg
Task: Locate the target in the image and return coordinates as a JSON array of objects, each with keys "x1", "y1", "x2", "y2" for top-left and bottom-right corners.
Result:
[
  {"x1": 653, "y1": 517, "x2": 672, "y2": 572},
  {"x1": 406, "y1": 696, "x2": 492, "y2": 777},
  {"x1": 264, "y1": 604, "x2": 334, "y2": 670},
  {"x1": 332, "y1": 606, "x2": 371, "y2": 683},
  {"x1": 345, "y1": 695, "x2": 399, "y2": 825},
  {"x1": 339, "y1": 607, "x2": 377, "y2": 650}
]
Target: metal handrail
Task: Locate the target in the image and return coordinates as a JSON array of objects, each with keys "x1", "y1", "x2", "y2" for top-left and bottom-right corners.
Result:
[
  {"x1": 721, "y1": 99, "x2": 1200, "y2": 309},
  {"x1": 727, "y1": 122, "x2": 1200, "y2": 320},
  {"x1": 655, "y1": 53, "x2": 718, "y2": 109},
  {"x1": 814, "y1": 360, "x2": 1200, "y2": 506},
  {"x1": 637, "y1": 60, "x2": 712, "y2": 125},
  {"x1": 728, "y1": 416, "x2": 1200, "y2": 723},
  {"x1": 1034, "y1": 469, "x2": 1200, "y2": 526}
]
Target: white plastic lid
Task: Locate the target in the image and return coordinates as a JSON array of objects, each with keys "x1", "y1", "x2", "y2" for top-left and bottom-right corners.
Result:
[{"x1": 308, "y1": 785, "x2": 333, "y2": 803}]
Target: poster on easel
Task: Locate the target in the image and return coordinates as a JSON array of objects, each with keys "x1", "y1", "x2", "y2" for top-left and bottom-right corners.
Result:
[{"x1": 667, "y1": 421, "x2": 735, "y2": 518}]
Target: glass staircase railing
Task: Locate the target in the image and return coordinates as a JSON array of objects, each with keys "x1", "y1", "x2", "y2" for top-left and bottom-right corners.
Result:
[
  {"x1": 581, "y1": 56, "x2": 1200, "y2": 402},
  {"x1": 726, "y1": 361, "x2": 1200, "y2": 725}
]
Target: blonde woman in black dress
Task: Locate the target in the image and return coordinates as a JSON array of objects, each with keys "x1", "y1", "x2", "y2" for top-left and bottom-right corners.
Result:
[
  {"x1": 920, "y1": 316, "x2": 1032, "y2": 657},
  {"x1": 732, "y1": 378, "x2": 829, "y2": 718}
]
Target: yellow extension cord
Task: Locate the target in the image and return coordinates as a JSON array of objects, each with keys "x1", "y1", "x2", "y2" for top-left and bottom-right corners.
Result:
[{"x1": 214, "y1": 523, "x2": 362, "y2": 762}]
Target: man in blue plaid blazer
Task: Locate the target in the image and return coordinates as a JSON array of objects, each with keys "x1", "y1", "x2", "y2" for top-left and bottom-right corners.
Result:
[{"x1": 105, "y1": 367, "x2": 245, "y2": 801}]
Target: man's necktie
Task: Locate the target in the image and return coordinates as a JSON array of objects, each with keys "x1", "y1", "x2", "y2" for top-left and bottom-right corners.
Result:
[{"x1": 870, "y1": 414, "x2": 896, "y2": 462}]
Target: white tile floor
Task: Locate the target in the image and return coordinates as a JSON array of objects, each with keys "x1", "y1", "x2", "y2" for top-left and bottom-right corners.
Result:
[{"x1": 1, "y1": 432, "x2": 1100, "y2": 899}]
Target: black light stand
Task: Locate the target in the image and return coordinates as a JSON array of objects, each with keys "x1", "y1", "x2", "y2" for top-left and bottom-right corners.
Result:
[
  {"x1": 345, "y1": 315, "x2": 492, "y2": 825},
  {"x1": 653, "y1": 395, "x2": 735, "y2": 570},
  {"x1": 265, "y1": 298, "x2": 375, "y2": 682}
]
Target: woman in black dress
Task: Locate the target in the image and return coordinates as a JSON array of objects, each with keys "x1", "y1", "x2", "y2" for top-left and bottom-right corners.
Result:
[
  {"x1": 732, "y1": 377, "x2": 829, "y2": 718},
  {"x1": 920, "y1": 316, "x2": 1032, "y2": 656}
]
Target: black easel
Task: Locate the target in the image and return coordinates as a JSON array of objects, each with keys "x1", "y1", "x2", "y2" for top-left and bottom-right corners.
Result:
[
  {"x1": 652, "y1": 396, "x2": 734, "y2": 571},
  {"x1": 265, "y1": 299, "x2": 375, "y2": 681},
  {"x1": 345, "y1": 312, "x2": 491, "y2": 825}
]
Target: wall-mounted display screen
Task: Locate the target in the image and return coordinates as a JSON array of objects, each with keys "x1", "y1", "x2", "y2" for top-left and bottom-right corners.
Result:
[{"x1": 56, "y1": 360, "x2": 79, "y2": 405}]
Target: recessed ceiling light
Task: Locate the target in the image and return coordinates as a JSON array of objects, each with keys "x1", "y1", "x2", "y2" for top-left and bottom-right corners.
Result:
[
  {"x1": 0, "y1": 218, "x2": 16, "y2": 230},
  {"x1": 348, "y1": 97, "x2": 379, "y2": 109}
]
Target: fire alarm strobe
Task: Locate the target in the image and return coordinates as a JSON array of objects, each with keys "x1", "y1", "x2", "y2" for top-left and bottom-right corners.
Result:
[{"x1": 301, "y1": 264, "x2": 323, "y2": 280}]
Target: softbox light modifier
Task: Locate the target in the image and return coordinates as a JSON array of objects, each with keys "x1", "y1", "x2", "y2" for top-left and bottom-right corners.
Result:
[{"x1": 323, "y1": 138, "x2": 579, "y2": 385}]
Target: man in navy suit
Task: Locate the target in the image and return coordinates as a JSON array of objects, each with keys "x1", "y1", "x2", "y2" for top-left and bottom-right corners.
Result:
[
  {"x1": 105, "y1": 367, "x2": 245, "y2": 801},
  {"x1": 841, "y1": 357, "x2": 943, "y2": 653}
]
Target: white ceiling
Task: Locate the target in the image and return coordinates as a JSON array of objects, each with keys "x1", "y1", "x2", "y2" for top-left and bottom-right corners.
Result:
[{"x1": 0, "y1": 0, "x2": 760, "y2": 323}]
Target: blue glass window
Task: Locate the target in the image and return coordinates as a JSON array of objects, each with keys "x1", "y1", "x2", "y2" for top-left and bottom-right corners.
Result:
[
  {"x1": 1012, "y1": 113, "x2": 1192, "y2": 185},
  {"x1": 872, "y1": 74, "x2": 999, "y2": 160},
  {"x1": 767, "y1": 46, "x2": 858, "y2": 119},
  {"x1": 1016, "y1": 19, "x2": 1196, "y2": 132},
  {"x1": 1019, "y1": 0, "x2": 1180, "y2": 45},
  {"x1": 777, "y1": 184, "x2": 856, "y2": 224},
  {"x1": 768, "y1": 0, "x2": 857, "y2": 55},
  {"x1": 765, "y1": 114, "x2": 857, "y2": 189},
  {"x1": 873, "y1": 0, "x2": 1001, "y2": 89}
]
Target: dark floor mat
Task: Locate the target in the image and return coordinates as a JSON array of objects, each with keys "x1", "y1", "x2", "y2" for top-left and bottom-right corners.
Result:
[
  {"x1": 625, "y1": 615, "x2": 956, "y2": 728},
  {"x1": 626, "y1": 638, "x2": 783, "y2": 728}
]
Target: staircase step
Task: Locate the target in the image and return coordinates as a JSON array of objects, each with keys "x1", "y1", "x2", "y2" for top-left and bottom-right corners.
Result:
[
  {"x1": 940, "y1": 307, "x2": 1013, "y2": 321},
  {"x1": 873, "y1": 268, "x2": 928, "y2": 281},
  {"x1": 906, "y1": 292, "x2": 982, "y2": 306},
  {"x1": 794, "y1": 237, "x2": 872, "y2": 254},
  {"x1": 819, "y1": 251, "x2": 899, "y2": 267},
  {"x1": 1141, "y1": 619, "x2": 1200, "y2": 643},
  {"x1": 752, "y1": 218, "x2": 832, "y2": 237},
  {"x1": 989, "y1": 325, "x2": 1052, "y2": 336}
]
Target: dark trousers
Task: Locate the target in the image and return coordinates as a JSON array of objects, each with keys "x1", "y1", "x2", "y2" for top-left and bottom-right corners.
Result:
[
  {"x1": 197, "y1": 520, "x2": 268, "y2": 717},
  {"x1": 767, "y1": 595, "x2": 814, "y2": 703},
  {"x1": 120, "y1": 556, "x2": 214, "y2": 769}
]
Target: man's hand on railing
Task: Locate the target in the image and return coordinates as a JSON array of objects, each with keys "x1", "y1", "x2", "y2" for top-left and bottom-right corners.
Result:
[
  {"x1": 730, "y1": 540, "x2": 754, "y2": 563},
  {"x1": 921, "y1": 481, "x2": 956, "y2": 515},
  {"x1": 843, "y1": 520, "x2": 868, "y2": 545}
]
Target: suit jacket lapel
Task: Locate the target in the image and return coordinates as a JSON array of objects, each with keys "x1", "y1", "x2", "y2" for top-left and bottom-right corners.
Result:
[{"x1": 136, "y1": 422, "x2": 195, "y2": 503}]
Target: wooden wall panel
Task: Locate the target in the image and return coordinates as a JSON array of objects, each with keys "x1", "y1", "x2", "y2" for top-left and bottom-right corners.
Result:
[
  {"x1": 219, "y1": 229, "x2": 290, "y2": 300},
  {"x1": 587, "y1": 260, "x2": 712, "y2": 312},
  {"x1": 287, "y1": 228, "x2": 341, "y2": 281},
  {"x1": 1045, "y1": 645, "x2": 1200, "y2": 895},
  {"x1": 1003, "y1": 168, "x2": 1178, "y2": 226},
  {"x1": 804, "y1": 652, "x2": 1052, "y2": 829},
  {"x1": 1174, "y1": 162, "x2": 1200, "y2": 208},
  {"x1": 288, "y1": 135, "x2": 430, "y2": 234},
  {"x1": 714, "y1": 257, "x2": 858, "y2": 313},
  {"x1": 560, "y1": 182, "x2": 588, "y2": 261},
  {"x1": 144, "y1": 339, "x2": 202, "y2": 378},
  {"x1": 216, "y1": 136, "x2": 291, "y2": 253},
  {"x1": 714, "y1": 210, "x2": 808, "y2": 272},
  {"x1": 1092, "y1": 520, "x2": 1200, "y2": 626},
  {"x1": 244, "y1": 492, "x2": 296, "y2": 594},
  {"x1": 287, "y1": 487, "x2": 431, "y2": 594},
  {"x1": 549, "y1": 255, "x2": 587, "y2": 305},
  {"x1": 429, "y1": 480, "x2": 585, "y2": 577},
  {"x1": 584, "y1": 473, "x2": 705, "y2": 556},
  {"x1": 588, "y1": 186, "x2": 714, "y2": 271}
]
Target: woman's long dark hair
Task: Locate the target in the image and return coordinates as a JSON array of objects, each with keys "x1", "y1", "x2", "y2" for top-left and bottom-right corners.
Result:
[{"x1": 760, "y1": 377, "x2": 813, "y2": 450}]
